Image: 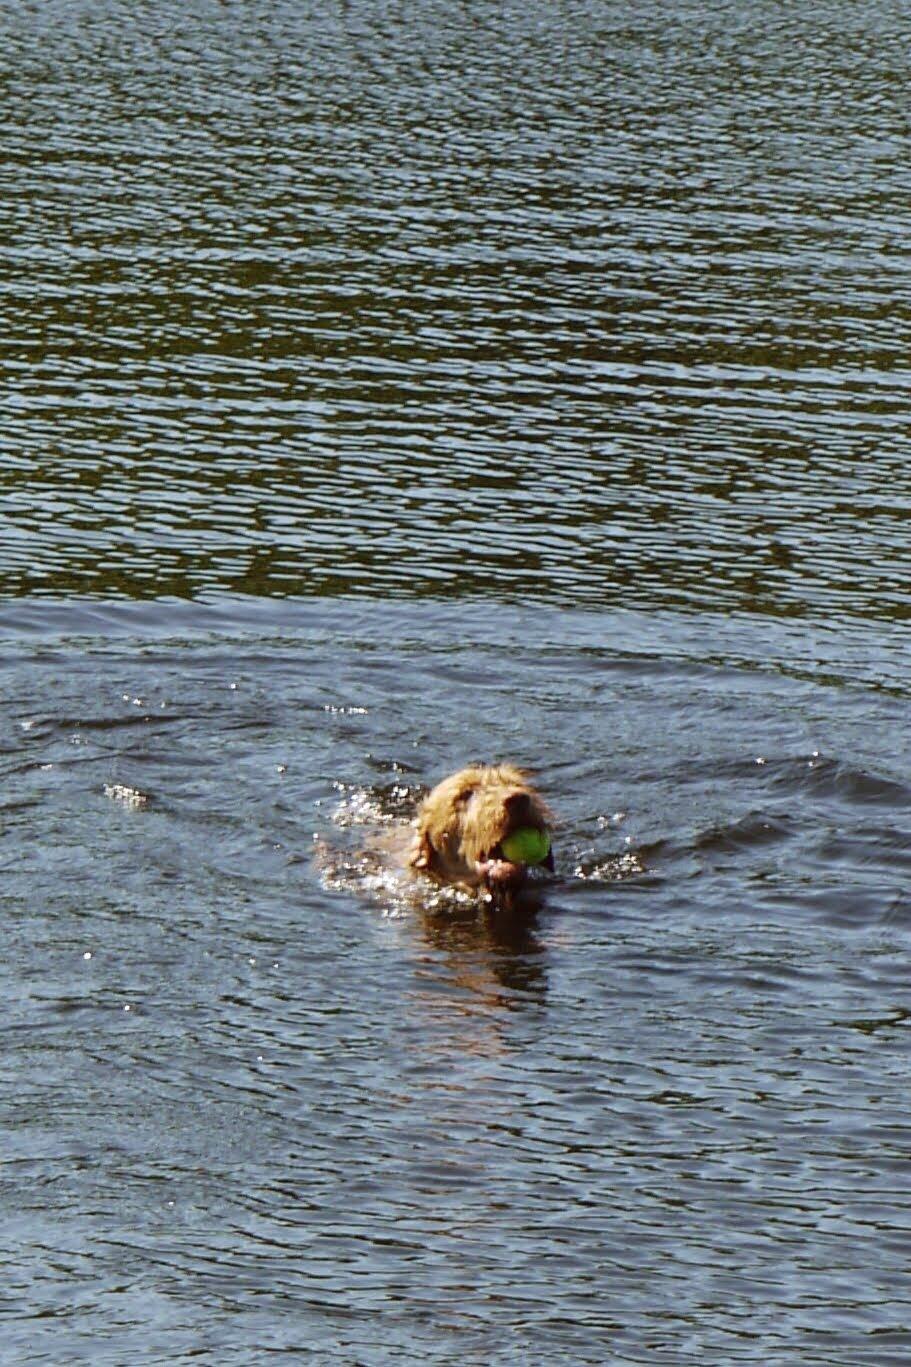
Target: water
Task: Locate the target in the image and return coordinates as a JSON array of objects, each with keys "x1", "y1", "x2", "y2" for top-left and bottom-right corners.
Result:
[{"x1": 3, "y1": 1, "x2": 911, "y2": 1362}]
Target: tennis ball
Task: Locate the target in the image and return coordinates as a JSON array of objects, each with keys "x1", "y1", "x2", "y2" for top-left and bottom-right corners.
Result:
[{"x1": 501, "y1": 826, "x2": 551, "y2": 866}]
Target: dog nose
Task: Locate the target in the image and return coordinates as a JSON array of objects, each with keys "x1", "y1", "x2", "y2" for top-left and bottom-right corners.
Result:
[{"x1": 504, "y1": 790, "x2": 536, "y2": 824}]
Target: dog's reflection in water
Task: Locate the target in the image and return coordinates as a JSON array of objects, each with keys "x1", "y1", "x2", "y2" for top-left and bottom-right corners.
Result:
[{"x1": 415, "y1": 884, "x2": 548, "y2": 1007}]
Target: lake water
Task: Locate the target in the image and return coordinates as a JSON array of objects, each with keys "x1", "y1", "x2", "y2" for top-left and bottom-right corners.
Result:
[{"x1": 2, "y1": 1, "x2": 911, "y2": 1363}]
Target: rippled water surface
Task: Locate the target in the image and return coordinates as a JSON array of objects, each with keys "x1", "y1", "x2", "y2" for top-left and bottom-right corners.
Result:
[
  {"x1": 3, "y1": 0, "x2": 911, "y2": 1362},
  {"x1": 4, "y1": 0, "x2": 911, "y2": 614}
]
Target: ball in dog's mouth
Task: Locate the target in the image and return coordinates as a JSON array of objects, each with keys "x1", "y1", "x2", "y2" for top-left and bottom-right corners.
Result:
[
  {"x1": 501, "y1": 826, "x2": 551, "y2": 866},
  {"x1": 475, "y1": 827, "x2": 554, "y2": 889}
]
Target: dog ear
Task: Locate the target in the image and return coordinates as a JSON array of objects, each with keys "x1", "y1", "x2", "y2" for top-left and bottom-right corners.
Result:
[{"x1": 409, "y1": 831, "x2": 435, "y2": 871}]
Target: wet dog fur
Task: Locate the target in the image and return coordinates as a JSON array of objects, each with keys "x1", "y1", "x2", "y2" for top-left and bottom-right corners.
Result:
[{"x1": 409, "y1": 764, "x2": 553, "y2": 894}]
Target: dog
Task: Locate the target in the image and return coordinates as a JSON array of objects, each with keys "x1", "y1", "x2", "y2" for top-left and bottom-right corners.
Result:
[{"x1": 409, "y1": 764, "x2": 554, "y2": 895}]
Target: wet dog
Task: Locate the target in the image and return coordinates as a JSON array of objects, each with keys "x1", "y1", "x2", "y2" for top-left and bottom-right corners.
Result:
[{"x1": 409, "y1": 764, "x2": 554, "y2": 896}]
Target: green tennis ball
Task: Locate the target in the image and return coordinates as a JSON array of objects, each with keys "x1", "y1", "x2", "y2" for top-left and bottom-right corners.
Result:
[{"x1": 501, "y1": 826, "x2": 551, "y2": 866}]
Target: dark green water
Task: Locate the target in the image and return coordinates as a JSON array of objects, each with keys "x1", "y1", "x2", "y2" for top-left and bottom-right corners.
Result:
[
  {"x1": 4, "y1": 0, "x2": 911, "y2": 617},
  {"x1": 3, "y1": 2, "x2": 911, "y2": 1363}
]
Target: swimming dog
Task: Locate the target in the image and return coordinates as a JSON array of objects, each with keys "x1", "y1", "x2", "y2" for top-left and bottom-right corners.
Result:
[{"x1": 409, "y1": 764, "x2": 553, "y2": 894}]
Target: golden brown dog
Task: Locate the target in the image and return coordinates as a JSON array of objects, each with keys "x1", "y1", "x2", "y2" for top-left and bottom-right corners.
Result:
[{"x1": 409, "y1": 764, "x2": 554, "y2": 894}]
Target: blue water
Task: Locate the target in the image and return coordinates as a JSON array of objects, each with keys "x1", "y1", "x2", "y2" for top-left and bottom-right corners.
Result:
[{"x1": 2, "y1": 598, "x2": 910, "y2": 1362}]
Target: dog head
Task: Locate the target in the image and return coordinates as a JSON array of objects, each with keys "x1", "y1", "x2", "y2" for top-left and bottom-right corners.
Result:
[{"x1": 410, "y1": 764, "x2": 554, "y2": 891}]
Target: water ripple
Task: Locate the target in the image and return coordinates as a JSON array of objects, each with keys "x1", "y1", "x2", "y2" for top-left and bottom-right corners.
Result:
[{"x1": 3, "y1": 2, "x2": 911, "y2": 620}]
